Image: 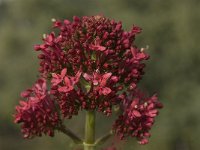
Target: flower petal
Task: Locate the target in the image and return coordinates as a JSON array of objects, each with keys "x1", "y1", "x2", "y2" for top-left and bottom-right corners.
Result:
[
  {"x1": 61, "y1": 68, "x2": 67, "y2": 77},
  {"x1": 83, "y1": 73, "x2": 92, "y2": 81},
  {"x1": 101, "y1": 87, "x2": 111, "y2": 95}
]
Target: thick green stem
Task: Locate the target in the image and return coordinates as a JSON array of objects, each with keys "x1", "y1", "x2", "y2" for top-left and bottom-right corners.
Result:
[{"x1": 84, "y1": 111, "x2": 95, "y2": 150}]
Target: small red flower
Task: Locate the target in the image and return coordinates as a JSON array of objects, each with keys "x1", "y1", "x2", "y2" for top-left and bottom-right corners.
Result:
[
  {"x1": 89, "y1": 37, "x2": 106, "y2": 51},
  {"x1": 51, "y1": 68, "x2": 67, "y2": 86},
  {"x1": 83, "y1": 72, "x2": 112, "y2": 95},
  {"x1": 51, "y1": 68, "x2": 82, "y2": 93},
  {"x1": 58, "y1": 76, "x2": 74, "y2": 92}
]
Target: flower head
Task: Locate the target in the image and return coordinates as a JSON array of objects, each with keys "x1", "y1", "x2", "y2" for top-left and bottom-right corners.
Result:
[
  {"x1": 113, "y1": 89, "x2": 163, "y2": 144},
  {"x1": 33, "y1": 15, "x2": 149, "y2": 115},
  {"x1": 14, "y1": 15, "x2": 162, "y2": 143},
  {"x1": 14, "y1": 79, "x2": 60, "y2": 138}
]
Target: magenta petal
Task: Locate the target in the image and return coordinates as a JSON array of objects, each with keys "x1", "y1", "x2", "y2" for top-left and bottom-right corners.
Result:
[
  {"x1": 14, "y1": 116, "x2": 21, "y2": 123},
  {"x1": 102, "y1": 73, "x2": 112, "y2": 80},
  {"x1": 101, "y1": 87, "x2": 111, "y2": 95},
  {"x1": 130, "y1": 47, "x2": 136, "y2": 57},
  {"x1": 51, "y1": 73, "x2": 58, "y2": 78},
  {"x1": 93, "y1": 80, "x2": 99, "y2": 85},
  {"x1": 20, "y1": 90, "x2": 32, "y2": 98},
  {"x1": 64, "y1": 19, "x2": 70, "y2": 25},
  {"x1": 110, "y1": 76, "x2": 119, "y2": 82},
  {"x1": 58, "y1": 85, "x2": 73, "y2": 93},
  {"x1": 130, "y1": 98, "x2": 139, "y2": 108},
  {"x1": 90, "y1": 44, "x2": 106, "y2": 51},
  {"x1": 136, "y1": 53, "x2": 146, "y2": 59},
  {"x1": 75, "y1": 70, "x2": 82, "y2": 79},
  {"x1": 64, "y1": 76, "x2": 71, "y2": 86},
  {"x1": 61, "y1": 68, "x2": 67, "y2": 77},
  {"x1": 72, "y1": 70, "x2": 82, "y2": 84},
  {"x1": 19, "y1": 101, "x2": 27, "y2": 107},
  {"x1": 51, "y1": 76, "x2": 60, "y2": 86},
  {"x1": 139, "y1": 138, "x2": 148, "y2": 145},
  {"x1": 83, "y1": 73, "x2": 92, "y2": 81},
  {"x1": 45, "y1": 33, "x2": 55, "y2": 45},
  {"x1": 132, "y1": 110, "x2": 141, "y2": 117},
  {"x1": 97, "y1": 45, "x2": 106, "y2": 51},
  {"x1": 132, "y1": 26, "x2": 142, "y2": 34},
  {"x1": 100, "y1": 72, "x2": 112, "y2": 86},
  {"x1": 58, "y1": 87, "x2": 68, "y2": 92}
]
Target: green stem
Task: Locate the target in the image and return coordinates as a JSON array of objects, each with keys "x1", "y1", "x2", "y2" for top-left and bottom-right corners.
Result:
[
  {"x1": 95, "y1": 130, "x2": 113, "y2": 146},
  {"x1": 58, "y1": 125, "x2": 83, "y2": 144},
  {"x1": 84, "y1": 111, "x2": 96, "y2": 150}
]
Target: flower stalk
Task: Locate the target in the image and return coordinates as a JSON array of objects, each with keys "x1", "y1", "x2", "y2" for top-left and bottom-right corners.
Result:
[
  {"x1": 58, "y1": 125, "x2": 83, "y2": 144},
  {"x1": 94, "y1": 130, "x2": 113, "y2": 146},
  {"x1": 84, "y1": 111, "x2": 96, "y2": 150}
]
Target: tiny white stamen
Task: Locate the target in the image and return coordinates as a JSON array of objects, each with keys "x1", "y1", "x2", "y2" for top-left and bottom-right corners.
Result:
[
  {"x1": 141, "y1": 48, "x2": 145, "y2": 52},
  {"x1": 93, "y1": 82, "x2": 98, "y2": 86},
  {"x1": 96, "y1": 69, "x2": 100, "y2": 73},
  {"x1": 141, "y1": 45, "x2": 149, "y2": 52},
  {"x1": 43, "y1": 34, "x2": 47, "y2": 39},
  {"x1": 51, "y1": 18, "x2": 56, "y2": 22},
  {"x1": 144, "y1": 102, "x2": 148, "y2": 107}
]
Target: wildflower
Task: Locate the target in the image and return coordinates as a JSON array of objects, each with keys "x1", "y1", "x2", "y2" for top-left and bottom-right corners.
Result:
[
  {"x1": 14, "y1": 15, "x2": 162, "y2": 144},
  {"x1": 113, "y1": 89, "x2": 163, "y2": 144},
  {"x1": 14, "y1": 79, "x2": 60, "y2": 138}
]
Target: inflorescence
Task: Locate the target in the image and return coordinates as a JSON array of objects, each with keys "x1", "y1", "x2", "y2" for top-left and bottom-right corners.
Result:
[{"x1": 14, "y1": 15, "x2": 163, "y2": 144}]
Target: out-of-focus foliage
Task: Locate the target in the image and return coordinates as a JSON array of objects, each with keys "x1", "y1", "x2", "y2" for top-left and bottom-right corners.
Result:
[{"x1": 0, "y1": 0, "x2": 200, "y2": 150}]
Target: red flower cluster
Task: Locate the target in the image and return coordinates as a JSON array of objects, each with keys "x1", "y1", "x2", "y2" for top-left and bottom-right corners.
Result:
[
  {"x1": 113, "y1": 90, "x2": 163, "y2": 144},
  {"x1": 14, "y1": 15, "x2": 162, "y2": 144},
  {"x1": 51, "y1": 68, "x2": 81, "y2": 118},
  {"x1": 14, "y1": 79, "x2": 60, "y2": 138}
]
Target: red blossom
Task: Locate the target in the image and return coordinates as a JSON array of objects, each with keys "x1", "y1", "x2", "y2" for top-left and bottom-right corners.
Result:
[
  {"x1": 51, "y1": 68, "x2": 82, "y2": 93},
  {"x1": 51, "y1": 68, "x2": 67, "y2": 86},
  {"x1": 14, "y1": 79, "x2": 61, "y2": 138},
  {"x1": 58, "y1": 76, "x2": 74, "y2": 92},
  {"x1": 89, "y1": 37, "x2": 106, "y2": 51},
  {"x1": 113, "y1": 89, "x2": 163, "y2": 144},
  {"x1": 83, "y1": 72, "x2": 112, "y2": 96},
  {"x1": 14, "y1": 15, "x2": 162, "y2": 143}
]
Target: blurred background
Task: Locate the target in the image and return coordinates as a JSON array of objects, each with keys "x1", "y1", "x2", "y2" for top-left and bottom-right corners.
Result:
[{"x1": 0, "y1": 0, "x2": 200, "y2": 150}]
